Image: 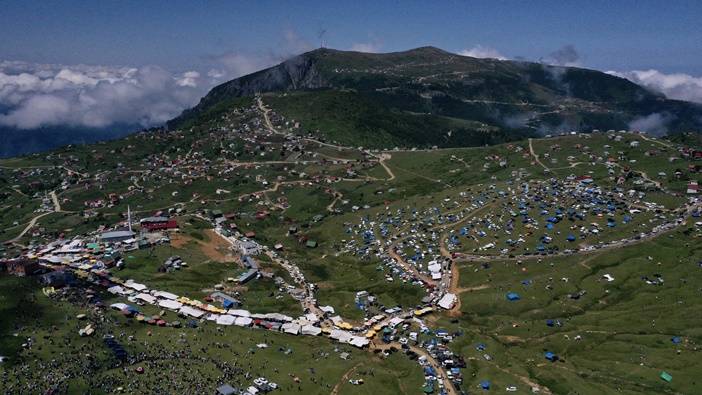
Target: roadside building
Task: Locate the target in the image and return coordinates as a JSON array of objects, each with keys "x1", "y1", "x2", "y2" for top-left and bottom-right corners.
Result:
[
  {"x1": 140, "y1": 216, "x2": 178, "y2": 231},
  {"x1": 100, "y1": 230, "x2": 135, "y2": 243},
  {"x1": 4, "y1": 259, "x2": 44, "y2": 277},
  {"x1": 238, "y1": 269, "x2": 258, "y2": 284},
  {"x1": 210, "y1": 292, "x2": 241, "y2": 308},
  {"x1": 237, "y1": 239, "x2": 262, "y2": 255}
]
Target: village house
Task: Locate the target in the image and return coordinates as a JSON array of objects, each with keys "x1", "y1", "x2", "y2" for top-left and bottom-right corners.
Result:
[
  {"x1": 3, "y1": 259, "x2": 44, "y2": 277},
  {"x1": 140, "y1": 216, "x2": 178, "y2": 231},
  {"x1": 100, "y1": 230, "x2": 136, "y2": 243}
]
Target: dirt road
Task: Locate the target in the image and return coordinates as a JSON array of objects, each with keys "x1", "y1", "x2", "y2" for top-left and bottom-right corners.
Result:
[
  {"x1": 370, "y1": 341, "x2": 458, "y2": 395},
  {"x1": 529, "y1": 138, "x2": 550, "y2": 171}
]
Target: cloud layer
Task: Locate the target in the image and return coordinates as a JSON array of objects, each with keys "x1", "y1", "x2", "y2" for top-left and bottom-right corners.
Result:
[
  {"x1": 458, "y1": 45, "x2": 506, "y2": 60},
  {"x1": 607, "y1": 69, "x2": 702, "y2": 104},
  {"x1": 0, "y1": 61, "x2": 216, "y2": 129},
  {"x1": 540, "y1": 45, "x2": 581, "y2": 67},
  {"x1": 628, "y1": 112, "x2": 675, "y2": 136}
]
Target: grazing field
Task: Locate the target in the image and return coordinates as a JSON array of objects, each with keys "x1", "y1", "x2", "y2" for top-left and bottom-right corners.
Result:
[
  {"x1": 433, "y1": 227, "x2": 702, "y2": 394},
  {"x1": 0, "y1": 276, "x2": 424, "y2": 394}
]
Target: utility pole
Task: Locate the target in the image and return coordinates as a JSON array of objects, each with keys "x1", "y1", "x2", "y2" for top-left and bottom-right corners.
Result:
[{"x1": 127, "y1": 205, "x2": 132, "y2": 233}]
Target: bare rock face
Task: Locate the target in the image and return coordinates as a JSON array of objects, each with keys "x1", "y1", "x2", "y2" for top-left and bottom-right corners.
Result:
[{"x1": 172, "y1": 52, "x2": 328, "y2": 127}]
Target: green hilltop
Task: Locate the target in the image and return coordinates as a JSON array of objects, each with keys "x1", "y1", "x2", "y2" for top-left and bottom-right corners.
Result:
[{"x1": 171, "y1": 46, "x2": 702, "y2": 148}]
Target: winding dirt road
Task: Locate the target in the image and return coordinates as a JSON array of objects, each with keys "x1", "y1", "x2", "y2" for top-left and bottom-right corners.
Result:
[{"x1": 529, "y1": 138, "x2": 550, "y2": 172}]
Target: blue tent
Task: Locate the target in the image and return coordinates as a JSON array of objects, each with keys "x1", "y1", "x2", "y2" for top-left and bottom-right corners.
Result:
[
  {"x1": 671, "y1": 336, "x2": 682, "y2": 344},
  {"x1": 123, "y1": 305, "x2": 140, "y2": 315},
  {"x1": 567, "y1": 234, "x2": 576, "y2": 242},
  {"x1": 545, "y1": 351, "x2": 557, "y2": 361},
  {"x1": 480, "y1": 380, "x2": 491, "y2": 390},
  {"x1": 546, "y1": 223, "x2": 554, "y2": 230},
  {"x1": 506, "y1": 292, "x2": 521, "y2": 301},
  {"x1": 546, "y1": 319, "x2": 555, "y2": 327}
]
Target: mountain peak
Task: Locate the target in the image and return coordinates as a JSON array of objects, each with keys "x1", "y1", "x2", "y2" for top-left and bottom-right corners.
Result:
[
  {"x1": 170, "y1": 43, "x2": 702, "y2": 136},
  {"x1": 401, "y1": 46, "x2": 451, "y2": 55}
]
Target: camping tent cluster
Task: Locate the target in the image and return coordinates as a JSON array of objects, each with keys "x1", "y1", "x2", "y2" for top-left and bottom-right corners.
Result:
[{"x1": 442, "y1": 177, "x2": 660, "y2": 255}]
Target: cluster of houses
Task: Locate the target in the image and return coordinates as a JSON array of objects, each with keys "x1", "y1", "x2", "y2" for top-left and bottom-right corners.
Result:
[{"x1": 216, "y1": 376, "x2": 278, "y2": 395}]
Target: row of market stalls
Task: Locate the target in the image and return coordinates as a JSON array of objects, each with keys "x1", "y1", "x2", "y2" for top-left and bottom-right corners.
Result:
[{"x1": 103, "y1": 273, "x2": 371, "y2": 347}]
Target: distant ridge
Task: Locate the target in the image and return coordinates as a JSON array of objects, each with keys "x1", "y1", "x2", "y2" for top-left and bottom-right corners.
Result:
[{"x1": 170, "y1": 46, "x2": 702, "y2": 148}]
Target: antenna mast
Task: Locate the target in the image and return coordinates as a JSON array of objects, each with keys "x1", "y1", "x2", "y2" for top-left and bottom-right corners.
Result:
[
  {"x1": 318, "y1": 29, "x2": 327, "y2": 48},
  {"x1": 127, "y1": 205, "x2": 132, "y2": 233}
]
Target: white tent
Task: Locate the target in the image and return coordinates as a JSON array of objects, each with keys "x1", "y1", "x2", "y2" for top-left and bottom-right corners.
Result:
[
  {"x1": 437, "y1": 293, "x2": 457, "y2": 310},
  {"x1": 281, "y1": 322, "x2": 300, "y2": 335},
  {"x1": 320, "y1": 305, "x2": 335, "y2": 314},
  {"x1": 110, "y1": 303, "x2": 130, "y2": 311},
  {"x1": 107, "y1": 285, "x2": 127, "y2": 295},
  {"x1": 124, "y1": 280, "x2": 147, "y2": 292},
  {"x1": 179, "y1": 306, "x2": 205, "y2": 318},
  {"x1": 158, "y1": 299, "x2": 182, "y2": 310},
  {"x1": 301, "y1": 325, "x2": 322, "y2": 336},
  {"x1": 234, "y1": 317, "x2": 253, "y2": 327},
  {"x1": 153, "y1": 291, "x2": 178, "y2": 300},
  {"x1": 349, "y1": 336, "x2": 370, "y2": 348},
  {"x1": 427, "y1": 261, "x2": 441, "y2": 273},
  {"x1": 227, "y1": 309, "x2": 251, "y2": 317},
  {"x1": 216, "y1": 315, "x2": 236, "y2": 326},
  {"x1": 329, "y1": 329, "x2": 353, "y2": 343},
  {"x1": 388, "y1": 317, "x2": 404, "y2": 328},
  {"x1": 135, "y1": 293, "x2": 157, "y2": 305},
  {"x1": 304, "y1": 313, "x2": 320, "y2": 323}
]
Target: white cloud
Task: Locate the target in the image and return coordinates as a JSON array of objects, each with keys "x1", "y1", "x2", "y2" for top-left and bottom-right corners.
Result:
[
  {"x1": 458, "y1": 45, "x2": 506, "y2": 60},
  {"x1": 541, "y1": 45, "x2": 581, "y2": 67},
  {"x1": 282, "y1": 28, "x2": 314, "y2": 55},
  {"x1": 350, "y1": 41, "x2": 383, "y2": 53},
  {"x1": 0, "y1": 62, "x2": 209, "y2": 129},
  {"x1": 628, "y1": 113, "x2": 675, "y2": 136},
  {"x1": 176, "y1": 71, "x2": 201, "y2": 88},
  {"x1": 1, "y1": 94, "x2": 71, "y2": 129},
  {"x1": 607, "y1": 69, "x2": 702, "y2": 104}
]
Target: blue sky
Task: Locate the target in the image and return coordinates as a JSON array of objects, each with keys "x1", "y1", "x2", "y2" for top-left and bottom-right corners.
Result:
[{"x1": 1, "y1": 0, "x2": 700, "y2": 73}]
